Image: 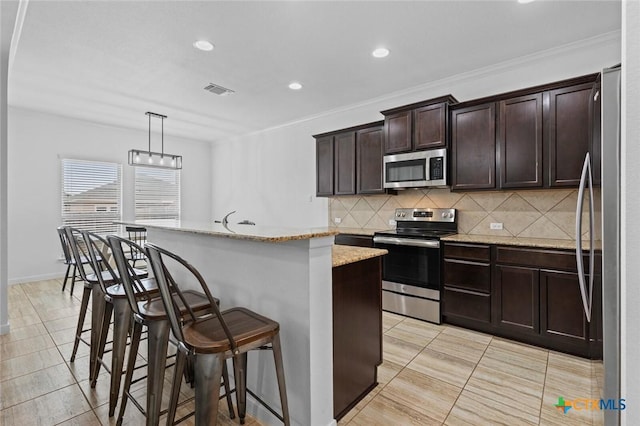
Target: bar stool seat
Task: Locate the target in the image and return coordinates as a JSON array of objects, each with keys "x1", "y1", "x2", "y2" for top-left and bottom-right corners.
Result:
[
  {"x1": 183, "y1": 308, "x2": 279, "y2": 353},
  {"x1": 137, "y1": 290, "x2": 212, "y2": 320}
]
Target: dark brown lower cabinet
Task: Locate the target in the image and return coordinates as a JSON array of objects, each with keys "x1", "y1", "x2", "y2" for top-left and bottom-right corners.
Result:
[
  {"x1": 332, "y1": 257, "x2": 382, "y2": 420},
  {"x1": 442, "y1": 242, "x2": 601, "y2": 359},
  {"x1": 540, "y1": 270, "x2": 590, "y2": 353},
  {"x1": 493, "y1": 265, "x2": 539, "y2": 336}
]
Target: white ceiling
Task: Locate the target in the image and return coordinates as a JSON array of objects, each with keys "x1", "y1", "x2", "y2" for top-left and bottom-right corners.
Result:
[{"x1": 9, "y1": 0, "x2": 621, "y2": 143}]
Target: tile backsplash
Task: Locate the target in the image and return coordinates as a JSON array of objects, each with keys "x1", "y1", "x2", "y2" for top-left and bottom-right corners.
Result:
[{"x1": 328, "y1": 188, "x2": 601, "y2": 240}]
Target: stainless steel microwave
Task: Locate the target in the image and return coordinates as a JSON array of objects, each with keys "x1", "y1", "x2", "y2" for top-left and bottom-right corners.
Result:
[{"x1": 383, "y1": 148, "x2": 448, "y2": 189}]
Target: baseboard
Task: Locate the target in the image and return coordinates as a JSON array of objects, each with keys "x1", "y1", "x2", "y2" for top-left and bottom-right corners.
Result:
[
  {"x1": 9, "y1": 272, "x2": 62, "y2": 285},
  {"x1": 0, "y1": 322, "x2": 10, "y2": 335}
]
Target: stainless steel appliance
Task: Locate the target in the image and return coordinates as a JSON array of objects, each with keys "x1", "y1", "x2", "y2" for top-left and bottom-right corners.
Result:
[
  {"x1": 577, "y1": 64, "x2": 621, "y2": 425},
  {"x1": 383, "y1": 148, "x2": 447, "y2": 189},
  {"x1": 373, "y1": 208, "x2": 457, "y2": 323}
]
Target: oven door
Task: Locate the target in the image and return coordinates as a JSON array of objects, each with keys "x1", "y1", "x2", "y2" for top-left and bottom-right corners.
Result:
[
  {"x1": 373, "y1": 235, "x2": 442, "y2": 323},
  {"x1": 372, "y1": 236, "x2": 441, "y2": 290}
]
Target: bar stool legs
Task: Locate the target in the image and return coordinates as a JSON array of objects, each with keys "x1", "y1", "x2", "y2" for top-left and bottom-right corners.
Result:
[
  {"x1": 233, "y1": 334, "x2": 290, "y2": 426},
  {"x1": 272, "y1": 334, "x2": 291, "y2": 426},
  {"x1": 194, "y1": 353, "x2": 225, "y2": 425},
  {"x1": 145, "y1": 319, "x2": 171, "y2": 425},
  {"x1": 69, "y1": 283, "x2": 91, "y2": 362}
]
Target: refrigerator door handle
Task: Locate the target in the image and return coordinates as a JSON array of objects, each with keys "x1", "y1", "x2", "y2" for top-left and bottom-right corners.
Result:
[{"x1": 575, "y1": 152, "x2": 593, "y2": 323}]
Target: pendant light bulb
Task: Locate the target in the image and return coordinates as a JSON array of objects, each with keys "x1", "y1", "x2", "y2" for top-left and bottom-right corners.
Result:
[
  {"x1": 148, "y1": 154, "x2": 153, "y2": 164},
  {"x1": 171, "y1": 157, "x2": 176, "y2": 166},
  {"x1": 135, "y1": 152, "x2": 140, "y2": 163},
  {"x1": 160, "y1": 156, "x2": 165, "y2": 166}
]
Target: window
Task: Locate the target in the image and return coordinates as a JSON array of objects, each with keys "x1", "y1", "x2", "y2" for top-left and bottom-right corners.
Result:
[
  {"x1": 61, "y1": 159, "x2": 122, "y2": 234},
  {"x1": 135, "y1": 167, "x2": 181, "y2": 220}
]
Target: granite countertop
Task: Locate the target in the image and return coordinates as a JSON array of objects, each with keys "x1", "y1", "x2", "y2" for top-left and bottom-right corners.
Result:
[
  {"x1": 441, "y1": 234, "x2": 601, "y2": 251},
  {"x1": 332, "y1": 245, "x2": 388, "y2": 267},
  {"x1": 117, "y1": 220, "x2": 338, "y2": 243}
]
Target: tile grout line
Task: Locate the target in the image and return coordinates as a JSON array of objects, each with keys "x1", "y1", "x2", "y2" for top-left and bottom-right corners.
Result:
[
  {"x1": 537, "y1": 349, "x2": 551, "y2": 426},
  {"x1": 441, "y1": 334, "x2": 494, "y2": 425}
]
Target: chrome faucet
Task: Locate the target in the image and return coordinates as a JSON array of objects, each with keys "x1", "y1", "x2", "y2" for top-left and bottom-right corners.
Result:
[{"x1": 219, "y1": 210, "x2": 236, "y2": 226}]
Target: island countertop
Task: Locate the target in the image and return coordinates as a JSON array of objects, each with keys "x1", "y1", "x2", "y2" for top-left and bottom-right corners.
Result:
[
  {"x1": 332, "y1": 245, "x2": 387, "y2": 267},
  {"x1": 117, "y1": 220, "x2": 338, "y2": 243}
]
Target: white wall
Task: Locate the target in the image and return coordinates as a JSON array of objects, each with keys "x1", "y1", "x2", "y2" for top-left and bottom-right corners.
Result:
[
  {"x1": 210, "y1": 33, "x2": 621, "y2": 228},
  {"x1": 7, "y1": 107, "x2": 212, "y2": 284},
  {"x1": 621, "y1": 1, "x2": 639, "y2": 424}
]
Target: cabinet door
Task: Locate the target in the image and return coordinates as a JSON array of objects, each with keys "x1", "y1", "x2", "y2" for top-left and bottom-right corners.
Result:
[
  {"x1": 414, "y1": 103, "x2": 446, "y2": 150},
  {"x1": 493, "y1": 265, "x2": 539, "y2": 335},
  {"x1": 547, "y1": 82, "x2": 594, "y2": 187},
  {"x1": 540, "y1": 270, "x2": 589, "y2": 346},
  {"x1": 498, "y1": 93, "x2": 543, "y2": 188},
  {"x1": 316, "y1": 136, "x2": 334, "y2": 196},
  {"x1": 384, "y1": 110, "x2": 411, "y2": 154},
  {"x1": 334, "y1": 132, "x2": 356, "y2": 195},
  {"x1": 356, "y1": 126, "x2": 384, "y2": 194},
  {"x1": 451, "y1": 103, "x2": 496, "y2": 190}
]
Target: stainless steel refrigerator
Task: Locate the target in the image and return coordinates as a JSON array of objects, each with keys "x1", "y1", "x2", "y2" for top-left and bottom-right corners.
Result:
[{"x1": 576, "y1": 64, "x2": 621, "y2": 425}]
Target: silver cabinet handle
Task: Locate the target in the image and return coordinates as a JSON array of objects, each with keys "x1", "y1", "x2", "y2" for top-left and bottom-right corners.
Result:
[{"x1": 373, "y1": 236, "x2": 440, "y2": 249}]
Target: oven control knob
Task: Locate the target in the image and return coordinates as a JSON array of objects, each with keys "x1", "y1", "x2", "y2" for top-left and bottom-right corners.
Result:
[
  {"x1": 400, "y1": 212, "x2": 406, "y2": 217},
  {"x1": 442, "y1": 212, "x2": 451, "y2": 219}
]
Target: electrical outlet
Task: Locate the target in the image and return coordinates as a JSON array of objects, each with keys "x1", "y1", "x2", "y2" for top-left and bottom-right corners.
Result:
[
  {"x1": 388, "y1": 219, "x2": 396, "y2": 226},
  {"x1": 490, "y1": 222, "x2": 503, "y2": 230},
  {"x1": 334, "y1": 217, "x2": 342, "y2": 224}
]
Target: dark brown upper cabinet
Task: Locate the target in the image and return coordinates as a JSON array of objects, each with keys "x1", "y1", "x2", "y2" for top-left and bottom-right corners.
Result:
[
  {"x1": 451, "y1": 103, "x2": 496, "y2": 190},
  {"x1": 498, "y1": 93, "x2": 543, "y2": 188},
  {"x1": 356, "y1": 124, "x2": 384, "y2": 194},
  {"x1": 334, "y1": 132, "x2": 356, "y2": 195},
  {"x1": 316, "y1": 136, "x2": 333, "y2": 196},
  {"x1": 450, "y1": 73, "x2": 598, "y2": 191},
  {"x1": 546, "y1": 82, "x2": 595, "y2": 187},
  {"x1": 314, "y1": 121, "x2": 385, "y2": 197},
  {"x1": 381, "y1": 95, "x2": 457, "y2": 155},
  {"x1": 383, "y1": 111, "x2": 411, "y2": 154}
]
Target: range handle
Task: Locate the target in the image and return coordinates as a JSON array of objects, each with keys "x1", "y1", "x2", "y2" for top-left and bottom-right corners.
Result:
[{"x1": 373, "y1": 236, "x2": 440, "y2": 249}]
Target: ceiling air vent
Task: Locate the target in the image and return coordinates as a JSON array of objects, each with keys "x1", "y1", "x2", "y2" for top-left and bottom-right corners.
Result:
[{"x1": 203, "y1": 83, "x2": 235, "y2": 96}]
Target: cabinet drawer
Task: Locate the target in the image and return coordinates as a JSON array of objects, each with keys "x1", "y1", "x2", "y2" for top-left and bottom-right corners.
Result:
[
  {"x1": 443, "y1": 288, "x2": 491, "y2": 323},
  {"x1": 444, "y1": 259, "x2": 490, "y2": 293},
  {"x1": 495, "y1": 246, "x2": 578, "y2": 271},
  {"x1": 335, "y1": 234, "x2": 374, "y2": 248},
  {"x1": 444, "y1": 243, "x2": 490, "y2": 262}
]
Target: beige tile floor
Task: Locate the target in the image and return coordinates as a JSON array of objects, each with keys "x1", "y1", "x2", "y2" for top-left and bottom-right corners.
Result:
[
  {"x1": 340, "y1": 312, "x2": 604, "y2": 426},
  {"x1": 2, "y1": 278, "x2": 604, "y2": 425}
]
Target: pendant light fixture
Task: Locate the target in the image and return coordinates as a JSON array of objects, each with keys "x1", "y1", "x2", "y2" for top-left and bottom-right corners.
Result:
[{"x1": 128, "y1": 112, "x2": 182, "y2": 169}]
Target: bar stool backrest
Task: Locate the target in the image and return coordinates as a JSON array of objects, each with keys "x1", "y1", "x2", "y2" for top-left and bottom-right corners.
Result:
[
  {"x1": 65, "y1": 227, "x2": 94, "y2": 283},
  {"x1": 81, "y1": 230, "x2": 119, "y2": 294},
  {"x1": 57, "y1": 226, "x2": 74, "y2": 265},
  {"x1": 107, "y1": 235, "x2": 154, "y2": 315},
  {"x1": 145, "y1": 243, "x2": 239, "y2": 355}
]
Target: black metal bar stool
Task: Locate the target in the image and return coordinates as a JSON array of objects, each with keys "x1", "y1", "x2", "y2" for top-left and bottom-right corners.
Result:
[
  {"x1": 107, "y1": 235, "x2": 234, "y2": 426},
  {"x1": 57, "y1": 226, "x2": 92, "y2": 296},
  {"x1": 125, "y1": 226, "x2": 147, "y2": 268},
  {"x1": 81, "y1": 230, "x2": 152, "y2": 417},
  {"x1": 146, "y1": 243, "x2": 291, "y2": 426},
  {"x1": 64, "y1": 227, "x2": 104, "y2": 375}
]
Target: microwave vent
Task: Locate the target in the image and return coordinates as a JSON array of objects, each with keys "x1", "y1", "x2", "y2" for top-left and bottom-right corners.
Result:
[{"x1": 203, "y1": 83, "x2": 235, "y2": 96}]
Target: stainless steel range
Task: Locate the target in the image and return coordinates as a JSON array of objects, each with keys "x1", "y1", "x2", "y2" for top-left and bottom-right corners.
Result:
[{"x1": 373, "y1": 208, "x2": 457, "y2": 324}]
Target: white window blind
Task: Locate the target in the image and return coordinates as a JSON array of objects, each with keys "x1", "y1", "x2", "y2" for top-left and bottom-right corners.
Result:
[
  {"x1": 61, "y1": 159, "x2": 122, "y2": 234},
  {"x1": 135, "y1": 167, "x2": 181, "y2": 220}
]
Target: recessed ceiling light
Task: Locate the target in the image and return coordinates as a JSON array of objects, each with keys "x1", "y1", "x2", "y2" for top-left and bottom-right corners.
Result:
[
  {"x1": 518, "y1": 0, "x2": 535, "y2": 3},
  {"x1": 372, "y1": 47, "x2": 390, "y2": 58},
  {"x1": 193, "y1": 40, "x2": 214, "y2": 51},
  {"x1": 288, "y1": 81, "x2": 303, "y2": 90}
]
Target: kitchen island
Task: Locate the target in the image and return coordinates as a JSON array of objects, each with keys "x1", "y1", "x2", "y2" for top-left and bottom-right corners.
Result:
[
  {"x1": 124, "y1": 220, "x2": 338, "y2": 426},
  {"x1": 331, "y1": 245, "x2": 387, "y2": 420}
]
